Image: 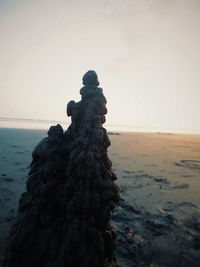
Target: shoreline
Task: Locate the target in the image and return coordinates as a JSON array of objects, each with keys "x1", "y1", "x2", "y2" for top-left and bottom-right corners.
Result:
[{"x1": 1, "y1": 126, "x2": 200, "y2": 136}]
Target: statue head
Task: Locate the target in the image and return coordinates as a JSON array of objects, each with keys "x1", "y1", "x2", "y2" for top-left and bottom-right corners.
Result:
[{"x1": 82, "y1": 70, "x2": 99, "y2": 87}]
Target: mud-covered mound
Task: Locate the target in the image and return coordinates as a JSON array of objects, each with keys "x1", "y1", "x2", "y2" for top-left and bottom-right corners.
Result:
[{"x1": 3, "y1": 71, "x2": 120, "y2": 267}]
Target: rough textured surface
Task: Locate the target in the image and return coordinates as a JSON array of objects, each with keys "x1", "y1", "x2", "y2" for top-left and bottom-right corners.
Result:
[{"x1": 3, "y1": 71, "x2": 120, "y2": 267}]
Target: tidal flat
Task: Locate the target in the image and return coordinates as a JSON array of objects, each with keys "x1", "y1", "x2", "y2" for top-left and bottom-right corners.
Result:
[{"x1": 0, "y1": 128, "x2": 200, "y2": 266}]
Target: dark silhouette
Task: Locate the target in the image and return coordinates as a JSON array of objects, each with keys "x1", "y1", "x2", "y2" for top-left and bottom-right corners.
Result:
[{"x1": 3, "y1": 71, "x2": 120, "y2": 267}]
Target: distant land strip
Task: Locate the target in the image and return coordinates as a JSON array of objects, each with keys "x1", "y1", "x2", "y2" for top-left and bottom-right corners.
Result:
[
  {"x1": 0, "y1": 117, "x2": 67, "y2": 124},
  {"x1": 0, "y1": 117, "x2": 138, "y2": 128},
  {"x1": 0, "y1": 117, "x2": 200, "y2": 134}
]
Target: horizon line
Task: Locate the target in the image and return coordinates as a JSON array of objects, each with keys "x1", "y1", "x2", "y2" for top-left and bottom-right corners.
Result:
[{"x1": 0, "y1": 117, "x2": 200, "y2": 134}]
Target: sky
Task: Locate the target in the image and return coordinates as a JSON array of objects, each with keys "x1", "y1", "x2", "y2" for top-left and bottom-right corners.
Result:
[{"x1": 0, "y1": 0, "x2": 200, "y2": 133}]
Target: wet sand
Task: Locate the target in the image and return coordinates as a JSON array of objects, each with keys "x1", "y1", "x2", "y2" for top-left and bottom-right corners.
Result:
[{"x1": 0, "y1": 128, "x2": 200, "y2": 266}]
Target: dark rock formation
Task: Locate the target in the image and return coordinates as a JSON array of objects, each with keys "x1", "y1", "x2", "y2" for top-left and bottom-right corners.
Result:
[{"x1": 3, "y1": 70, "x2": 120, "y2": 267}]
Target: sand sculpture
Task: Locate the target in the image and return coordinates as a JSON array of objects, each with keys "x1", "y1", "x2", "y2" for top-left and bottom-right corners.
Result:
[{"x1": 3, "y1": 71, "x2": 120, "y2": 267}]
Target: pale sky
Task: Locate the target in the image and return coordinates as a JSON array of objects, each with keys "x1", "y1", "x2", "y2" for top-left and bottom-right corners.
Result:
[{"x1": 0, "y1": 0, "x2": 200, "y2": 132}]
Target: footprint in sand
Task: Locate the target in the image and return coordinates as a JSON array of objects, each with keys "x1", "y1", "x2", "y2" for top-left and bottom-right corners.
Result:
[
  {"x1": 175, "y1": 160, "x2": 200, "y2": 170},
  {"x1": 14, "y1": 162, "x2": 21, "y2": 166},
  {"x1": 181, "y1": 174, "x2": 195, "y2": 178},
  {"x1": 1, "y1": 177, "x2": 14, "y2": 182},
  {"x1": 172, "y1": 183, "x2": 189, "y2": 189}
]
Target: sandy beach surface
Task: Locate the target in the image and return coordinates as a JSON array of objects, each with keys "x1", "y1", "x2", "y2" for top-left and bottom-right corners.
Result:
[{"x1": 0, "y1": 128, "x2": 200, "y2": 266}]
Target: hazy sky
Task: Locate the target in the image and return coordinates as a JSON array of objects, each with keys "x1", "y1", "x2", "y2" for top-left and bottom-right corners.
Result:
[{"x1": 0, "y1": 0, "x2": 200, "y2": 132}]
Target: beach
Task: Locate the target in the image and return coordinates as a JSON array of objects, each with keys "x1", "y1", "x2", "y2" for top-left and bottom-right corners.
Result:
[{"x1": 0, "y1": 128, "x2": 200, "y2": 266}]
